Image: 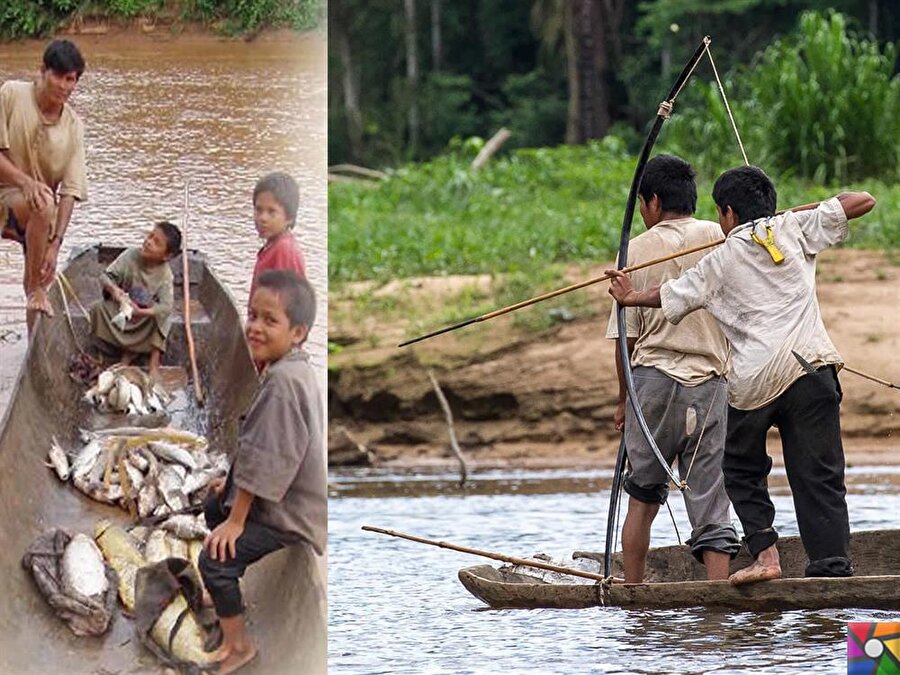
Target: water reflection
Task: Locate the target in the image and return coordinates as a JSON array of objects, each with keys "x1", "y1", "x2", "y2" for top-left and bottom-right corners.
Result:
[
  {"x1": 0, "y1": 34, "x2": 326, "y2": 367},
  {"x1": 330, "y1": 468, "x2": 900, "y2": 674}
]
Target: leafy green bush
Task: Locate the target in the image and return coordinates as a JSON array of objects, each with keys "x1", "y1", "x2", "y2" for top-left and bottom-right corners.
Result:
[
  {"x1": 665, "y1": 11, "x2": 899, "y2": 183},
  {"x1": 330, "y1": 142, "x2": 900, "y2": 282}
]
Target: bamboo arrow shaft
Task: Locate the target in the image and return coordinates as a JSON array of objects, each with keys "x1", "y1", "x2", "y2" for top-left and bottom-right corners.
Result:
[
  {"x1": 843, "y1": 366, "x2": 899, "y2": 390},
  {"x1": 399, "y1": 237, "x2": 726, "y2": 347},
  {"x1": 362, "y1": 525, "x2": 608, "y2": 582}
]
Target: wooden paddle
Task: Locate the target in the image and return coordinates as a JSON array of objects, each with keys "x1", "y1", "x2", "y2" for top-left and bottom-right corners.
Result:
[
  {"x1": 182, "y1": 184, "x2": 204, "y2": 406},
  {"x1": 362, "y1": 525, "x2": 611, "y2": 583}
]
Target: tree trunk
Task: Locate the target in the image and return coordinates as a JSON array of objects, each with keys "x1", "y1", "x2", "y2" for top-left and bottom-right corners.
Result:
[
  {"x1": 564, "y1": 0, "x2": 624, "y2": 144},
  {"x1": 330, "y1": 0, "x2": 363, "y2": 161},
  {"x1": 431, "y1": 0, "x2": 442, "y2": 72},
  {"x1": 404, "y1": 0, "x2": 420, "y2": 153}
]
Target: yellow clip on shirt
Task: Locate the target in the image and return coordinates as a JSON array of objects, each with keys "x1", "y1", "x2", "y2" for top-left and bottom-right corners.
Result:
[{"x1": 751, "y1": 220, "x2": 785, "y2": 264}]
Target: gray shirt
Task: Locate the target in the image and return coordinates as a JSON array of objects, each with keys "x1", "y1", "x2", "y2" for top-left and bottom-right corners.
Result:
[{"x1": 231, "y1": 349, "x2": 326, "y2": 554}]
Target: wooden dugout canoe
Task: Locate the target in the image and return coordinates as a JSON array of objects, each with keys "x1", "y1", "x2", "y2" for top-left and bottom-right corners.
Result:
[
  {"x1": 458, "y1": 529, "x2": 900, "y2": 611},
  {"x1": 0, "y1": 245, "x2": 326, "y2": 674}
]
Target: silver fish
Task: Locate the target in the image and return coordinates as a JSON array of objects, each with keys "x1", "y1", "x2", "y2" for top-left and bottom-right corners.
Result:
[
  {"x1": 71, "y1": 440, "x2": 105, "y2": 480},
  {"x1": 137, "y1": 484, "x2": 159, "y2": 519},
  {"x1": 159, "y1": 515, "x2": 209, "y2": 541},
  {"x1": 148, "y1": 441, "x2": 197, "y2": 471},
  {"x1": 157, "y1": 465, "x2": 189, "y2": 511},
  {"x1": 144, "y1": 529, "x2": 171, "y2": 564},
  {"x1": 46, "y1": 437, "x2": 70, "y2": 481},
  {"x1": 123, "y1": 459, "x2": 145, "y2": 491},
  {"x1": 181, "y1": 466, "x2": 225, "y2": 497},
  {"x1": 61, "y1": 533, "x2": 108, "y2": 598},
  {"x1": 91, "y1": 427, "x2": 208, "y2": 451},
  {"x1": 73, "y1": 474, "x2": 123, "y2": 505}
]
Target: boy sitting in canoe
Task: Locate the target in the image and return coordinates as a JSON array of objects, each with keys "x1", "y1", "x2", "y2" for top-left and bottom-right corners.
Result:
[
  {"x1": 606, "y1": 154, "x2": 740, "y2": 583},
  {"x1": 248, "y1": 172, "x2": 306, "y2": 308},
  {"x1": 89, "y1": 221, "x2": 181, "y2": 380},
  {"x1": 607, "y1": 165, "x2": 876, "y2": 585},
  {"x1": 200, "y1": 270, "x2": 325, "y2": 674}
]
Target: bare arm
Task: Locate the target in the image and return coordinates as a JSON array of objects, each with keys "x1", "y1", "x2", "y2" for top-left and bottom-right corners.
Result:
[
  {"x1": 836, "y1": 192, "x2": 876, "y2": 220},
  {"x1": 607, "y1": 270, "x2": 662, "y2": 308}
]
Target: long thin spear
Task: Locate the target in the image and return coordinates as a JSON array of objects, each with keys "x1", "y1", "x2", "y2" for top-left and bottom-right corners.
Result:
[
  {"x1": 792, "y1": 350, "x2": 897, "y2": 391},
  {"x1": 362, "y1": 525, "x2": 608, "y2": 582},
  {"x1": 398, "y1": 238, "x2": 725, "y2": 347},
  {"x1": 182, "y1": 183, "x2": 204, "y2": 406}
]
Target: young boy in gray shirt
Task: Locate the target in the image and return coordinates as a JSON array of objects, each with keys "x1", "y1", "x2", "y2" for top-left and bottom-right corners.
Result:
[{"x1": 200, "y1": 269, "x2": 325, "y2": 674}]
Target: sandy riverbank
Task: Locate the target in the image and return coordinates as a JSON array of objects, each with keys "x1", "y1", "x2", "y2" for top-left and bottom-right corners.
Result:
[{"x1": 329, "y1": 249, "x2": 899, "y2": 470}]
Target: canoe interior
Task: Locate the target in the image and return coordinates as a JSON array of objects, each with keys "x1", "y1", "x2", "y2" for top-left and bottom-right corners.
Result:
[
  {"x1": 0, "y1": 246, "x2": 326, "y2": 674},
  {"x1": 459, "y1": 529, "x2": 900, "y2": 611}
]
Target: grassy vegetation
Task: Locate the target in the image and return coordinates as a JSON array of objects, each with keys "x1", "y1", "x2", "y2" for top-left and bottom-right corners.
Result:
[
  {"x1": 329, "y1": 139, "x2": 900, "y2": 285},
  {"x1": 0, "y1": 0, "x2": 322, "y2": 40}
]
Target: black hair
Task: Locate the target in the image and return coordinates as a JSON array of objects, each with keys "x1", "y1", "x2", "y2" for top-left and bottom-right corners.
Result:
[
  {"x1": 43, "y1": 40, "x2": 85, "y2": 79},
  {"x1": 256, "y1": 270, "x2": 316, "y2": 332},
  {"x1": 253, "y1": 172, "x2": 300, "y2": 227},
  {"x1": 638, "y1": 154, "x2": 697, "y2": 215},
  {"x1": 712, "y1": 166, "x2": 777, "y2": 224},
  {"x1": 155, "y1": 221, "x2": 182, "y2": 256}
]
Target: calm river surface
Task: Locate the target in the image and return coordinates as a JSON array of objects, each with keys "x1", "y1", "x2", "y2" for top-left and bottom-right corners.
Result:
[
  {"x1": 329, "y1": 466, "x2": 900, "y2": 674},
  {"x1": 0, "y1": 33, "x2": 326, "y2": 366}
]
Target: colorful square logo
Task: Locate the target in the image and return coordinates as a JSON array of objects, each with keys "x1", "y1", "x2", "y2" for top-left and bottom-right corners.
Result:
[{"x1": 848, "y1": 622, "x2": 900, "y2": 674}]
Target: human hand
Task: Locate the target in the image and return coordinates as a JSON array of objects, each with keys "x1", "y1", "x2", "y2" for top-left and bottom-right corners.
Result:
[
  {"x1": 606, "y1": 270, "x2": 636, "y2": 305},
  {"x1": 22, "y1": 178, "x2": 53, "y2": 213},
  {"x1": 614, "y1": 400, "x2": 626, "y2": 433},
  {"x1": 204, "y1": 518, "x2": 244, "y2": 561}
]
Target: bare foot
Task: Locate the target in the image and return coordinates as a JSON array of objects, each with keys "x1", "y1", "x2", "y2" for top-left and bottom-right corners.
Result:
[
  {"x1": 729, "y1": 545, "x2": 782, "y2": 586},
  {"x1": 217, "y1": 645, "x2": 258, "y2": 674},
  {"x1": 26, "y1": 288, "x2": 55, "y2": 317}
]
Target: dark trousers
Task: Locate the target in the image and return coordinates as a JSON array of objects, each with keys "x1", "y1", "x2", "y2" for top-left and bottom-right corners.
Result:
[
  {"x1": 723, "y1": 366, "x2": 852, "y2": 577},
  {"x1": 198, "y1": 493, "x2": 286, "y2": 618}
]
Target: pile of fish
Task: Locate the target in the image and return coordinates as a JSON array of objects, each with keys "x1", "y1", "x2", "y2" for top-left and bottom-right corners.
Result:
[
  {"x1": 47, "y1": 427, "x2": 228, "y2": 519},
  {"x1": 84, "y1": 365, "x2": 171, "y2": 416},
  {"x1": 96, "y1": 520, "x2": 215, "y2": 667},
  {"x1": 22, "y1": 529, "x2": 119, "y2": 636}
]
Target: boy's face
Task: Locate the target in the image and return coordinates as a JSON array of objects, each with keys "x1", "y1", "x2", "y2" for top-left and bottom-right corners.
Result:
[
  {"x1": 254, "y1": 190, "x2": 291, "y2": 241},
  {"x1": 246, "y1": 287, "x2": 308, "y2": 364},
  {"x1": 141, "y1": 227, "x2": 170, "y2": 264},
  {"x1": 39, "y1": 67, "x2": 79, "y2": 107},
  {"x1": 716, "y1": 205, "x2": 740, "y2": 235}
]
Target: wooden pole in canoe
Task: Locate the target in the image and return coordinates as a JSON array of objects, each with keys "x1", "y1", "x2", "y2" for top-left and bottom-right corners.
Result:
[
  {"x1": 362, "y1": 525, "x2": 609, "y2": 583},
  {"x1": 182, "y1": 183, "x2": 204, "y2": 406},
  {"x1": 398, "y1": 238, "x2": 725, "y2": 347}
]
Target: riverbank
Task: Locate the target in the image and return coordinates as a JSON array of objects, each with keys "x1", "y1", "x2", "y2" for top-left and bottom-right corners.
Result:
[{"x1": 329, "y1": 248, "x2": 899, "y2": 470}]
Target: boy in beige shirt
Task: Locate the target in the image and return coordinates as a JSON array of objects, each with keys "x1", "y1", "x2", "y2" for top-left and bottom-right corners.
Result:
[{"x1": 607, "y1": 155, "x2": 739, "y2": 583}]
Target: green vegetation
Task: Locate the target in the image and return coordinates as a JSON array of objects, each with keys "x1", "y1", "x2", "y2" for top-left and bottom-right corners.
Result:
[
  {"x1": 666, "y1": 11, "x2": 900, "y2": 183},
  {"x1": 329, "y1": 141, "x2": 900, "y2": 283},
  {"x1": 0, "y1": 0, "x2": 322, "y2": 40}
]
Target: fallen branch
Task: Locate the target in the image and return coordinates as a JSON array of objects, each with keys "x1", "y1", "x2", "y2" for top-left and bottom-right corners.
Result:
[
  {"x1": 427, "y1": 369, "x2": 468, "y2": 487},
  {"x1": 471, "y1": 128, "x2": 511, "y2": 170}
]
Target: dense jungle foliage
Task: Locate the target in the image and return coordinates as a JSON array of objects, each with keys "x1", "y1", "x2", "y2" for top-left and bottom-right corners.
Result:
[{"x1": 0, "y1": 0, "x2": 323, "y2": 39}]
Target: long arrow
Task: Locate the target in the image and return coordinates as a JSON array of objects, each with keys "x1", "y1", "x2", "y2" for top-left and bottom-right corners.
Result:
[
  {"x1": 398, "y1": 237, "x2": 724, "y2": 347},
  {"x1": 792, "y1": 350, "x2": 898, "y2": 390},
  {"x1": 362, "y1": 525, "x2": 609, "y2": 582}
]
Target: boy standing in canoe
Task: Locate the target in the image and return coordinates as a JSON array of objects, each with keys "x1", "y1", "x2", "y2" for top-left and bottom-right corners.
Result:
[
  {"x1": 607, "y1": 165, "x2": 876, "y2": 585},
  {"x1": 89, "y1": 222, "x2": 181, "y2": 381},
  {"x1": 607, "y1": 154, "x2": 739, "y2": 582},
  {"x1": 200, "y1": 270, "x2": 325, "y2": 674}
]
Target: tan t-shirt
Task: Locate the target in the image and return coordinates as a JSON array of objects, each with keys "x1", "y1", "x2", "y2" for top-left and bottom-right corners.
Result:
[
  {"x1": 606, "y1": 217, "x2": 729, "y2": 385},
  {"x1": 660, "y1": 198, "x2": 848, "y2": 410},
  {"x1": 230, "y1": 349, "x2": 326, "y2": 554},
  {"x1": 0, "y1": 80, "x2": 88, "y2": 236}
]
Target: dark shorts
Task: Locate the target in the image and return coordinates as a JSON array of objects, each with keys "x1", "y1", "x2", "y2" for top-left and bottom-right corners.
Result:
[{"x1": 1, "y1": 208, "x2": 26, "y2": 251}]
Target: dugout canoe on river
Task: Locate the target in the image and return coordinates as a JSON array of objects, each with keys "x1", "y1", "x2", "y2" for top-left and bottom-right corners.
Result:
[
  {"x1": 459, "y1": 529, "x2": 900, "y2": 611},
  {"x1": 0, "y1": 245, "x2": 325, "y2": 674}
]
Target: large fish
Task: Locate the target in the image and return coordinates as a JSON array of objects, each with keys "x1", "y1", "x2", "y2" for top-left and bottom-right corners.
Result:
[
  {"x1": 61, "y1": 533, "x2": 109, "y2": 598},
  {"x1": 70, "y1": 439, "x2": 106, "y2": 480},
  {"x1": 90, "y1": 427, "x2": 209, "y2": 451},
  {"x1": 95, "y1": 522, "x2": 214, "y2": 666},
  {"x1": 148, "y1": 441, "x2": 197, "y2": 471},
  {"x1": 159, "y1": 514, "x2": 209, "y2": 541}
]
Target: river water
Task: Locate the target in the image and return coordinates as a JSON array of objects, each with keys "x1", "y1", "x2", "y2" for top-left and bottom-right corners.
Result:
[
  {"x1": 0, "y1": 32, "x2": 326, "y2": 367},
  {"x1": 329, "y1": 466, "x2": 900, "y2": 674}
]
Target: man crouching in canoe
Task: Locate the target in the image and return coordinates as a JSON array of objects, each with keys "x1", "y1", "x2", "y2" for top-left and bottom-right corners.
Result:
[
  {"x1": 607, "y1": 155, "x2": 740, "y2": 583},
  {"x1": 0, "y1": 39, "x2": 88, "y2": 331},
  {"x1": 200, "y1": 270, "x2": 325, "y2": 673},
  {"x1": 607, "y1": 165, "x2": 876, "y2": 585}
]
